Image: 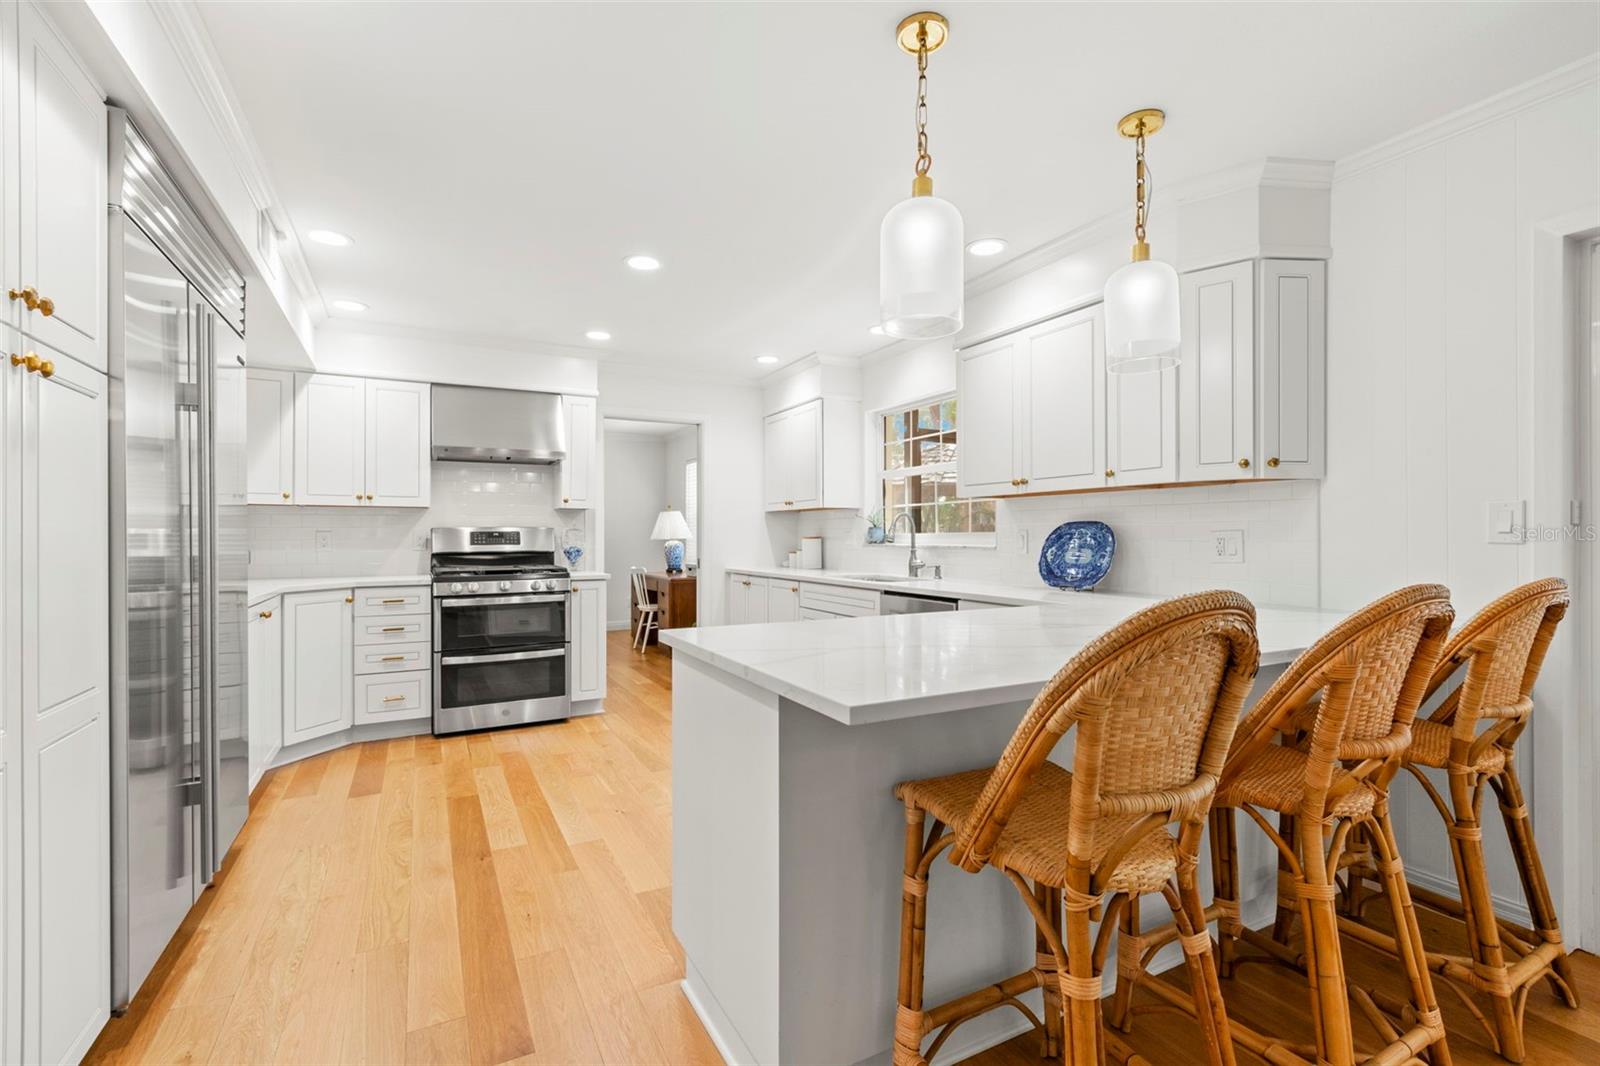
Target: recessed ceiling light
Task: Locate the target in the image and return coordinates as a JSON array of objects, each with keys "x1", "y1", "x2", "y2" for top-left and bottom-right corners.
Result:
[
  {"x1": 330, "y1": 299, "x2": 367, "y2": 312},
  {"x1": 755, "y1": 354, "x2": 780, "y2": 365},
  {"x1": 869, "y1": 325, "x2": 886, "y2": 336},
  {"x1": 966, "y1": 237, "x2": 1007, "y2": 257},
  {"x1": 307, "y1": 229, "x2": 352, "y2": 247},
  {"x1": 585, "y1": 330, "x2": 612, "y2": 341},
  {"x1": 624, "y1": 254, "x2": 661, "y2": 271}
]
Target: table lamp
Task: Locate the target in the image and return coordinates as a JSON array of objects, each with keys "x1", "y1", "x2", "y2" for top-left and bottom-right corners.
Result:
[{"x1": 651, "y1": 507, "x2": 692, "y2": 572}]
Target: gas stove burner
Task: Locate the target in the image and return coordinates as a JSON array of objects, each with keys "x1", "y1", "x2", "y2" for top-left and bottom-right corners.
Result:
[{"x1": 429, "y1": 526, "x2": 570, "y2": 598}]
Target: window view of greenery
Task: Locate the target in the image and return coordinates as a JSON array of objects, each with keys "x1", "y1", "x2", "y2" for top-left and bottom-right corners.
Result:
[{"x1": 881, "y1": 397, "x2": 997, "y2": 536}]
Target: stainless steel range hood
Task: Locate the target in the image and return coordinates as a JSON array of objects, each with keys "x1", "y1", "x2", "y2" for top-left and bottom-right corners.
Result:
[{"x1": 431, "y1": 385, "x2": 567, "y2": 464}]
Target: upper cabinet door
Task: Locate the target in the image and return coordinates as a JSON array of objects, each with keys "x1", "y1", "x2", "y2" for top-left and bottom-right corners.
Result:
[
  {"x1": 293, "y1": 373, "x2": 366, "y2": 506},
  {"x1": 245, "y1": 369, "x2": 295, "y2": 505},
  {"x1": 559, "y1": 394, "x2": 596, "y2": 508},
  {"x1": 785, "y1": 399, "x2": 822, "y2": 509},
  {"x1": 1179, "y1": 261, "x2": 1255, "y2": 482},
  {"x1": 956, "y1": 334, "x2": 1020, "y2": 497},
  {"x1": 1022, "y1": 305, "x2": 1106, "y2": 493},
  {"x1": 364, "y1": 379, "x2": 430, "y2": 507},
  {"x1": 1258, "y1": 259, "x2": 1326, "y2": 479},
  {"x1": 1106, "y1": 359, "x2": 1177, "y2": 488},
  {"x1": 17, "y1": 4, "x2": 105, "y2": 370},
  {"x1": 762, "y1": 409, "x2": 787, "y2": 510}
]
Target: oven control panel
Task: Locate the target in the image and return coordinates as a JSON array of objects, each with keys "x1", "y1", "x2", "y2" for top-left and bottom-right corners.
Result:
[
  {"x1": 469, "y1": 530, "x2": 520, "y2": 546},
  {"x1": 432, "y1": 576, "x2": 570, "y2": 597}
]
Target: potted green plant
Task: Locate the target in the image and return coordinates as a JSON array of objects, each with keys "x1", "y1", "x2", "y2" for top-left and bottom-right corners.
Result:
[{"x1": 863, "y1": 509, "x2": 887, "y2": 544}]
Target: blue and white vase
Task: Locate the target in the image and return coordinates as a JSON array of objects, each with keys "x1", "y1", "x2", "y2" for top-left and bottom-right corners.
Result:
[{"x1": 664, "y1": 540, "x2": 685, "y2": 572}]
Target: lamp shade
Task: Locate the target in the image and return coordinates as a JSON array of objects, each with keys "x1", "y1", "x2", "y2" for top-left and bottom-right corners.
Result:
[
  {"x1": 650, "y1": 508, "x2": 691, "y2": 541},
  {"x1": 1104, "y1": 257, "x2": 1181, "y2": 373},
  {"x1": 880, "y1": 194, "x2": 964, "y2": 339}
]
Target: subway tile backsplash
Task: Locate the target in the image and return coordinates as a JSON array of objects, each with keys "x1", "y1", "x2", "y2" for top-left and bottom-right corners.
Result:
[
  {"x1": 247, "y1": 463, "x2": 588, "y2": 578},
  {"x1": 791, "y1": 479, "x2": 1321, "y2": 608}
]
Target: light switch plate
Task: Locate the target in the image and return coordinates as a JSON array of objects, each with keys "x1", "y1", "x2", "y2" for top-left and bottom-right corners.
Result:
[
  {"x1": 1212, "y1": 529, "x2": 1245, "y2": 563},
  {"x1": 1486, "y1": 500, "x2": 1523, "y2": 544}
]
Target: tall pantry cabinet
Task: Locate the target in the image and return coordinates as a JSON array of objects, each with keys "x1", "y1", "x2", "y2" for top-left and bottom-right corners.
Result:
[{"x1": 0, "y1": 3, "x2": 112, "y2": 1063}]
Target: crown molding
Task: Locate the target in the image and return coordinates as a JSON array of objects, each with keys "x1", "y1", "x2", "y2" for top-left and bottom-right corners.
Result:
[
  {"x1": 1334, "y1": 53, "x2": 1600, "y2": 182},
  {"x1": 319, "y1": 317, "x2": 606, "y2": 362},
  {"x1": 149, "y1": 0, "x2": 326, "y2": 315}
]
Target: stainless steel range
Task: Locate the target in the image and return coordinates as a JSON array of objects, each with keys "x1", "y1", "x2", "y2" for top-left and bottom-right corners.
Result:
[{"x1": 431, "y1": 526, "x2": 572, "y2": 735}]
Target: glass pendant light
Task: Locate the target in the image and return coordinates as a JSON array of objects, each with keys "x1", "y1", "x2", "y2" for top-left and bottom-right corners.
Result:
[
  {"x1": 1105, "y1": 108, "x2": 1180, "y2": 373},
  {"x1": 880, "y1": 12, "x2": 963, "y2": 340}
]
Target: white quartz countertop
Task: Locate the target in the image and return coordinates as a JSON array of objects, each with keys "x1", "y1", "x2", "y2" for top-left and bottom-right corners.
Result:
[
  {"x1": 247, "y1": 570, "x2": 606, "y2": 606},
  {"x1": 723, "y1": 564, "x2": 1128, "y2": 607},
  {"x1": 663, "y1": 578, "x2": 1347, "y2": 726}
]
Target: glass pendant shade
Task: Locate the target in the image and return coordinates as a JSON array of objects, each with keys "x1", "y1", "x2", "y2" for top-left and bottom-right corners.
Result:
[
  {"x1": 1104, "y1": 257, "x2": 1180, "y2": 373},
  {"x1": 879, "y1": 194, "x2": 964, "y2": 339}
]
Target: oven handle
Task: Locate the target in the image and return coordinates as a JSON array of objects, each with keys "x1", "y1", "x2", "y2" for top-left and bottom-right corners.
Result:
[
  {"x1": 439, "y1": 647, "x2": 567, "y2": 666},
  {"x1": 437, "y1": 594, "x2": 567, "y2": 608}
]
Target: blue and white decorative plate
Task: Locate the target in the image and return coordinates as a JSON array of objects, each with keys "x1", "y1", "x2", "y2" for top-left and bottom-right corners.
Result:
[{"x1": 1038, "y1": 521, "x2": 1115, "y2": 590}]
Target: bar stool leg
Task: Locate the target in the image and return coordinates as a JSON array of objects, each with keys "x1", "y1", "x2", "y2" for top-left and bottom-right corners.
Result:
[
  {"x1": 1208, "y1": 807, "x2": 1240, "y2": 978},
  {"x1": 895, "y1": 803, "x2": 931, "y2": 1066},
  {"x1": 1371, "y1": 802, "x2": 1453, "y2": 1066},
  {"x1": 1108, "y1": 892, "x2": 1140, "y2": 1032},
  {"x1": 1172, "y1": 848, "x2": 1237, "y2": 1066},
  {"x1": 1295, "y1": 815, "x2": 1356, "y2": 1066},
  {"x1": 1035, "y1": 882, "x2": 1064, "y2": 1057},
  {"x1": 1445, "y1": 762, "x2": 1520, "y2": 1060},
  {"x1": 1272, "y1": 811, "x2": 1299, "y2": 945},
  {"x1": 1494, "y1": 760, "x2": 1580, "y2": 1009}
]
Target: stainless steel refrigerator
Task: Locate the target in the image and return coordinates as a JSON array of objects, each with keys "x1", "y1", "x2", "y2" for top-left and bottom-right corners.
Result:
[{"x1": 107, "y1": 111, "x2": 250, "y2": 1009}]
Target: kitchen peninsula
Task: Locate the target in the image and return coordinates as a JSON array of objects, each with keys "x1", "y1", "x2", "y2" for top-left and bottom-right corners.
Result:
[{"x1": 662, "y1": 589, "x2": 1349, "y2": 1066}]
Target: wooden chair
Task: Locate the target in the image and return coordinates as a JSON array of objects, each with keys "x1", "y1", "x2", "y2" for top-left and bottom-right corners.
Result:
[
  {"x1": 891, "y1": 591, "x2": 1259, "y2": 1066},
  {"x1": 1340, "y1": 578, "x2": 1576, "y2": 1062},
  {"x1": 630, "y1": 567, "x2": 660, "y2": 651},
  {"x1": 1114, "y1": 584, "x2": 1456, "y2": 1066}
]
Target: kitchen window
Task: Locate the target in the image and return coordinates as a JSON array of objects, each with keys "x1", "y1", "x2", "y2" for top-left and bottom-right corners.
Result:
[{"x1": 880, "y1": 396, "x2": 996, "y2": 545}]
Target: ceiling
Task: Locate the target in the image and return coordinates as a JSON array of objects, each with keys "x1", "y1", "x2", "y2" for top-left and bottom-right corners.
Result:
[{"x1": 196, "y1": 1, "x2": 1599, "y2": 380}]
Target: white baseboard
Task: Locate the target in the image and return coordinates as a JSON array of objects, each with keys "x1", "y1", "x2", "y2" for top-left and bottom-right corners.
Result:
[
  {"x1": 682, "y1": 959, "x2": 752, "y2": 1066},
  {"x1": 607, "y1": 620, "x2": 632, "y2": 631},
  {"x1": 269, "y1": 718, "x2": 432, "y2": 770},
  {"x1": 1405, "y1": 865, "x2": 1534, "y2": 928}
]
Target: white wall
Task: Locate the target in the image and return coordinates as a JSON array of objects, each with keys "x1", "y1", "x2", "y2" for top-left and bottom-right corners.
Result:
[
  {"x1": 307, "y1": 323, "x2": 599, "y2": 393},
  {"x1": 596, "y1": 365, "x2": 780, "y2": 626},
  {"x1": 1320, "y1": 66, "x2": 1599, "y2": 938},
  {"x1": 603, "y1": 432, "x2": 669, "y2": 626},
  {"x1": 247, "y1": 461, "x2": 579, "y2": 577},
  {"x1": 662, "y1": 425, "x2": 700, "y2": 563}
]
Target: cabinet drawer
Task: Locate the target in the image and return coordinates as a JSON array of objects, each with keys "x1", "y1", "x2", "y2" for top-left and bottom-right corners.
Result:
[
  {"x1": 353, "y1": 641, "x2": 430, "y2": 675},
  {"x1": 353, "y1": 614, "x2": 432, "y2": 645},
  {"x1": 352, "y1": 586, "x2": 429, "y2": 616},
  {"x1": 799, "y1": 582, "x2": 879, "y2": 617},
  {"x1": 355, "y1": 670, "x2": 430, "y2": 724}
]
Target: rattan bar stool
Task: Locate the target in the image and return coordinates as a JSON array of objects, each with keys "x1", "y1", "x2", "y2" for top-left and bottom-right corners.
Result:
[
  {"x1": 1338, "y1": 578, "x2": 1576, "y2": 1062},
  {"x1": 891, "y1": 591, "x2": 1259, "y2": 1066},
  {"x1": 1113, "y1": 584, "x2": 1456, "y2": 1066}
]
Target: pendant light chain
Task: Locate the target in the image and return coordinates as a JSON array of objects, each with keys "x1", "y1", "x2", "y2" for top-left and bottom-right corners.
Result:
[
  {"x1": 914, "y1": 26, "x2": 931, "y2": 177},
  {"x1": 1133, "y1": 124, "x2": 1148, "y2": 244}
]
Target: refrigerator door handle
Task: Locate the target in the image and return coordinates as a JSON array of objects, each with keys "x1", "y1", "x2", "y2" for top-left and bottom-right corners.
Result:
[{"x1": 196, "y1": 300, "x2": 219, "y2": 883}]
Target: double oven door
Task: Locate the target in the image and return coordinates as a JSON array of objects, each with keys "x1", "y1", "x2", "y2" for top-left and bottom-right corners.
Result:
[{"x1": 433, "y1": 590, "x2": 571, "y2": 734}]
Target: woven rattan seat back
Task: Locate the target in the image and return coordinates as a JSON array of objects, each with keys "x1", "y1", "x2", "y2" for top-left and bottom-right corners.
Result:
[
  {"x1": 1224, "y1": 584, "x2": 1453, "y2": 795},
  {"x1": 1424, "y1": 577, "x2": 1568, "y2": 727},
  {"x1": 949, "y1": 590, "x2": 1259, "y2": 876}
]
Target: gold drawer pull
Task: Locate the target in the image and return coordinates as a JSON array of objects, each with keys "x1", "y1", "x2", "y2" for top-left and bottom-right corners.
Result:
[
  {"x1": 1105, "y1": 469, "x2": 1115, "y2": 478},
  {"x1": 281, "y1": 490, "x2": 290, "y2": 500},
  {"x1": 1238, "y1": 458, "x2": 1250, "y2": 469},
  {"x1": 37, "y1": 295, "x2": 54, "y2": 317},
  {"x1": 258, "y1": 610, "x2": 273, "y2": 619},
  {"x1": 1266, "y1": 457, "x2": 1280, "y2": 468},
  {"x1": 382, "y1": 694, "x2": 406, "y2": 703},
  {"x1": 381, "y1": 625, "x2": 407, "y2": 633},
  {"x1": 345, "y1": 595, "x2": 354, "y2": 603},
  {"x1": 380, "y1": 655, "x2": 406, "y2": 662},
  {"x1": 381, "y1": 598, "x2": 408, "y2": 604},
  {"x1": 8, "y1": 287, "x2": 37, "y2": 310}
]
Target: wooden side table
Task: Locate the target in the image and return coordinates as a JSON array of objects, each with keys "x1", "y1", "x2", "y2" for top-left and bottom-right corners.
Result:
[{"x1": 632, "y1": 571, "x2": 697, "y2": 647}]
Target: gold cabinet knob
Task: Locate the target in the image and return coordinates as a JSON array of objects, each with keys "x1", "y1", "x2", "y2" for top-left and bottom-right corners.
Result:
[
  {"x1": 365, "y1": 493, "x2": 374, "y2": 500},
  {"x1": 1020, "y1": 477, "x2": 1029, "y2": 486},
  {"x1": 790, "y1": 586, "x2": 799, "y2": 593},
  {"x1": 1266, "y1": 457, "x2": 1280, "y2": 468},
  {"x1": 1009, "y1": 478, "x2": 1019, "y2": 486},
  {"x1": 1237, "y1": 458, "x2": 1250, "y2": 469},
  {"x1": 1105, "y1": 469, "x2": 1115, "y2": 478},
  {"x1": 8, "y1": 287, "x2": 38, "y2": 310},
  {"x1": 8, "y1": 353, "x2": 22, "y2": 368},
  {"x1": 345, "y1": 595, "x2": 354, "y2": 603},
  {"x1": 37, "y1": 295, "x2": 54, "y2": 317},
  {"x1": 258, "y1": 609, "x2": 273, "y2": 619},
  {"x1": 355, "y1": 493, "x2": 363, "y2": 500},
  {"x1": 21, "y1": 353, "x2": 40, "y2": 373},
  {"x1": 562, "y1": 496, "x2": 570, "y2": 503},
  {"x1": 38, "y1": 360, "x2": 53, "y2": 378},
  {"x1": 281, "y1": 490, "x2": 290, "y2": 500}
]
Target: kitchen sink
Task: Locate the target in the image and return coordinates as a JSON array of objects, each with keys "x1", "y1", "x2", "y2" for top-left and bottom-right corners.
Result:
[{"x1": 833, "y1": 573, "x2": 918, "y2": 583}]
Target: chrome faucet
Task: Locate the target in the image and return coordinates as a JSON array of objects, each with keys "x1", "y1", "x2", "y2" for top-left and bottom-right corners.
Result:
[{"x1": 888, "y1": 511, "x2": 929, "y2": 579}]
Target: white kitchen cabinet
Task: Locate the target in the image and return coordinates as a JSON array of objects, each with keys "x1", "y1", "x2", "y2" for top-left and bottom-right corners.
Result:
[
  {"x1": 18, "y1": 348, "x2": 110, "y2": 1066},
  {"x1": 558, "y1": 394, "x2": 596, "y2": 508},
  {"x1": 763, "y1": 397, "x2": 860, "y2": 512},
  {"x1": 15, "y1": 3, "x2": 106, "y2": 371},
  {"x1": 281, "y1": 588, "x2": 354, "y2": 745},
  {"x1": 959, "y1": 305, "x2": 1107, "y2": 496},
  {"x1": 1105, "y1": 348, "x2": 1177, "y2": 488},
  {"x1": 1179, "y1": 261, "x2": 1255, "y2": 482},
  {"x1": 364, "y1": 378, "x2": 430, "y2": 506},
  {"x1": 245, "y1": 368, "x2": 295, "y2": 504},
  {"x1": 1176, "y1": 258, "x2": 1325, "y2": 483},
  {"x1": 247, "y1": 598, "x2": 283, "y2": 787},
  {"x1": 354, "y1": 672, "x2": 430, "y2": 726},
  {"x1": 726, "y1": 573, "x2": 768, "y2": 625},
  {"x1": 767, "y1": 579, "x2": 800, "y2": 623},
  {"x1": 570, "y1": 578, "x2": 607, "y2": 703},
  {"x1": 1258, "y1": 259, "x2": 1326, "y2": 479},
  {"x1": 293, "y1": 373, "x2": 365, "y2": 506}
]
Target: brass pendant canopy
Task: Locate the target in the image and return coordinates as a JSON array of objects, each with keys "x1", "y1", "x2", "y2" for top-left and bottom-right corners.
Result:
[{"x1": 896, "y1": 12, "x2": 949, "y2": 55}]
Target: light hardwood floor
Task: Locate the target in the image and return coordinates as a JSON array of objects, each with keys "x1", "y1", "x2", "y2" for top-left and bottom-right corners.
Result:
[{"x1": 89, "y1": 630, "x2": 1599, "y2": 1065}]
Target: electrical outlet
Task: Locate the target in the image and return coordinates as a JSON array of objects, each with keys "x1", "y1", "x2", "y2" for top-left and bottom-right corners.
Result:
[
  {"x1": 1013, "y1": 528, "x2": 1029, "y2": 555},
  {"x1": 314, "y1": 529, "x2": 333, "y2": 552},
  {"x1": 1212, "y1": 529, "x2": 1244, "y2": 563}
]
